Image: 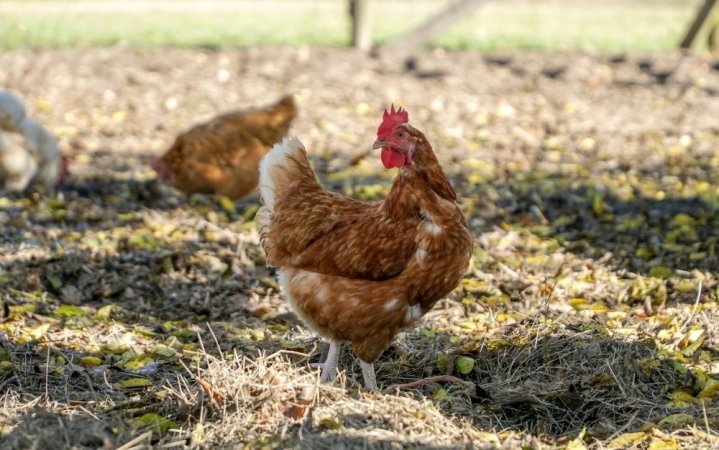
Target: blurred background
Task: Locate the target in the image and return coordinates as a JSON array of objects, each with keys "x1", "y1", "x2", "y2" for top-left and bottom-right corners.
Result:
[{"x1": 0, "y1": 0, "x2": 715, "y2": 52}]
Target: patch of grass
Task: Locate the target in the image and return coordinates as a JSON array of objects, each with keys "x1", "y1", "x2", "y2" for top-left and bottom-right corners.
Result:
[{"x1": 0, "y1": 0, "x2": 709, "y2": 51}]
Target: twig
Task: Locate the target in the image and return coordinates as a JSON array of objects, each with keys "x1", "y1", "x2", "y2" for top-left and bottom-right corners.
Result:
[
  {"x1": 205, "y1": 323, "x2": 224, "y2": 361},
  {"x1": 498, "y1": 262, "x2": 520, "y2": 279},
  {"x1": 104, "y1": 399, "x2": 153, "y2": 413},
  {"x1": 115, "y1": 431, "x2": 153, "y2": 450},
  {"x1": 44, "y1": 344, "x2": 51, "y2": 402},
  {"x1": 605, "y1": 410, "x2": 640, "y2": 443},
  {"x1": 606, "y1": 362, "x2": 626, "y2": 399},
  {"x1": 178, "y1": 359, "x2": 225, "y2": 406},
  {"x1": 383, "y1": 375, "x2": 475, "y2": 394},
  {"x1": 267, "y1": 349, "x2": 314, "y2": 360},
  {"x1": 57, "y1": 415, "x2": 71, "y2": 447},
  {"x1": 677, "y1": 280, "x2": 703, "y2": 337}
]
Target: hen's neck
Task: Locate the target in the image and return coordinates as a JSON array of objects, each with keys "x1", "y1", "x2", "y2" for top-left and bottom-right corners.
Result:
[{"x1": 382, "y1": 142, "x2": 456, "y2": 219}]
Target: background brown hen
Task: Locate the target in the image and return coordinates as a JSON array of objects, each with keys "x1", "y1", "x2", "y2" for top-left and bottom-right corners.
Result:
[{"x1": 152, "y1": 94, "x2": 296, "y2": 199}]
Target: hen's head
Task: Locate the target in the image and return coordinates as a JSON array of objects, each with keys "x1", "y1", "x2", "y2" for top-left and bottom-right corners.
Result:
[
  {"x1": 150, "y1": 157, "x2": 169, "y2": 181},
  {"x1": 373, "y1": 105, "x2": 415, "y2": 169}
]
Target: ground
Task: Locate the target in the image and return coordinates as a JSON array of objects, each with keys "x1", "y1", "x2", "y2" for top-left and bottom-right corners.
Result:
[{"x1": 1, "y1": 47, "x2": 719, "y2": 449}]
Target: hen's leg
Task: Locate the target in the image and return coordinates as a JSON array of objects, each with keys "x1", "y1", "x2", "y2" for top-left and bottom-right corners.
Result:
[
  {"x1": 359, "y1": 360, "x2": 377, "y2": 390},
  {"x1": 310, "y1": 341, "x2": 341, "y2": 382}
]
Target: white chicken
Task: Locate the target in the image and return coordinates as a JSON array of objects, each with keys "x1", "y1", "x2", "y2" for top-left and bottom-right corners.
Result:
[
  {"x1": 0, "y1": 91, "x2": 27, "y2": 131},
  {"x1": 0, "y1": 91, "x2": 68, "y2": 192}
]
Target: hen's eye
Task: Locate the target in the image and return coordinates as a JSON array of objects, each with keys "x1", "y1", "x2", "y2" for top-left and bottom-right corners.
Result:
[{"x1": 397, "y1": 131, "x2": 405, "y2": 138}]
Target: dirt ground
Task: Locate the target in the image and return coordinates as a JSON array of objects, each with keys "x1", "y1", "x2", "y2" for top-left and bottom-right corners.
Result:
[{"x1": 1, "y1": 47, "x2": 719, "y2": 449}]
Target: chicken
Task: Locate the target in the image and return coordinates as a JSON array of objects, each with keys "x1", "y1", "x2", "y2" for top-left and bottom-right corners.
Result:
[
  {"x1": 257, "y1": 106, "x2": 473, "y2": 390},
  {"x1": 151, "y1": 95, "x2": 296, "y2": 199},
  {"x1": 0, "y1": 91, "x2": 27, "y2": 131},
  {"x1": 0, "y1": 91, "x2": 69, "y2": 193}
]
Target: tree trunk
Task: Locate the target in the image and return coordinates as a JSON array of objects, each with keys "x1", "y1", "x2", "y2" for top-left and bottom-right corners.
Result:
[
  {"x1": 679, "y1": 0, "x2": 718, "y2": 49},
  {"x1": 378, "y1": 0, "x2": 486, "y2": 58},
  {"x1": 350, "y1": 0, "x2": 372, "y2": 52}
]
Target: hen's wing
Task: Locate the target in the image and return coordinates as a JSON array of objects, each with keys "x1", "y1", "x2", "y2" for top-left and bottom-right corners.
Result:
[{"x1": 258, "y1": 138, "x2": 419, "y2": 281}]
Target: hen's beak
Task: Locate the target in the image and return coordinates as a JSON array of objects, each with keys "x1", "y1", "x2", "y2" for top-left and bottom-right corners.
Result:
[{"x1": 372, "y1": 139, "x2": 387, "y2": 150}]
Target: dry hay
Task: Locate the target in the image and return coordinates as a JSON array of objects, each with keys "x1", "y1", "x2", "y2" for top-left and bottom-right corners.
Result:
[
  {"x1": 165, "y1": 350, "x2": 525, "y2": 449},
  {"x1": 471, "y1": 325, "x2": 689, "y2": 437}
]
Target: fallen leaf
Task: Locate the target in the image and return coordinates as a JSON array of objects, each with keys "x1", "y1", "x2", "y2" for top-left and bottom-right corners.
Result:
[{"x1": 456, "y1": 356, "x2": 475, "y2": 375}]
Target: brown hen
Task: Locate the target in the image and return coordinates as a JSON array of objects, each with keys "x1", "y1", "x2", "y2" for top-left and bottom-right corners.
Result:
[
  {"x1": 152, "y1": 95, "x2": 296, "y2": 199},
  {"x1": 257, "y1": 106, "x2": 473, "y2": 390}
]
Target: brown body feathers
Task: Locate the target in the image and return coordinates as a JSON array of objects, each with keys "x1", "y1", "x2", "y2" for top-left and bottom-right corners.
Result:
[{"x1": 154, "y1": 95, "x2": 296, "y2": 199}]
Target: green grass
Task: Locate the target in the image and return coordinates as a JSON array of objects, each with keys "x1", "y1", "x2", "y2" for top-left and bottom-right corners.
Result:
[{"x1": 0, "y1": 0, "x2": 711, "y2": 51}]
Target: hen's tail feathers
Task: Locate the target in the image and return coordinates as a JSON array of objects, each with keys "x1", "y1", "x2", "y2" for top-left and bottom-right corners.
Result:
[
  {"x1": 257, "y1": 137, "x2": 321, "y2": 264},
  {"x1": 258, "y1": 136, "x2": 320, "y2": 213}
]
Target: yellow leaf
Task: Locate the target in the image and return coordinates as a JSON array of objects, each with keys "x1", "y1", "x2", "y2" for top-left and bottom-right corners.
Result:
[
  {"x1": 55, "y1": 305, "x2": 85, "y2": 318},
  {"x1": 9, "y1": 303, "x2": 36, "y2": 318},
  {"x1": 22, "y1": 323, "x2": 50, "y2": 340},
  {"x1": 482, "y1": 294, "x2": 510, "y2": 305},
  {"x1": 682, "y1": 336, "x2": 705, "y2": 357},
  {"x1": 124, "y1": 356, "x2": 155, "y2": 371},
  {"x1": 318, "y1": 417, "x2": 343, "y2": 430},
  {"x1": 658, "y1": 413, "x2": 695, "y2": 429},
  {"x1": 0, "y1": 360, "x2": 15, "y2": 375},
  {"x1": 191, "y1": 421, "x2": 204, "y2": 445},
  {"x1": 674, "y1": 279, "x2": 697, "y2": 293},
  {"x1": 117, "y1": 378, "x2": 152, "y2": 389},
  {"x1": 419, "y1": 327, "x2": 435, "y2": 338},
  {"x1": 456, "y1": 356, "x2": 475, "y2": 375},
  {"x1": 218, "y1": 196, "x2": 235, "y2": 213},
  {"x1": 671, "y1": 213, "x2": 694, "y2": 227},
  {"x1": 96, "y1": 304, "x2": 115, "y2": 321},
  {"x1": 35, "y1": 98, "x2": 51, "y2": 111},
  {"x1": 685, "y1": 326, "x2": 704, "y2": 343},
  {"x1": 433, "y1": 388, "x2": 447, "y2": 401},
  {"x1": 566, "y1": 428, "x2": 587, "y2": 450},
  {"x1": 259, "y1": 277, "x2": 279, "y2": 291},
  {"x1": 111, "y1": 110, "x2": 127, "y2": 122},
  {"x1": 102, "y1": 333, "x2": 135, "y2": 354},
  {"x1": 524, "y1": 255, "x2": 549, "y2": 265},
  {"x1": 649, "y1": 266, "x2": 673, "y2": 279},
  {"x1": 47, "y1": 274, "x2": 63, "y2": 290},
  {"x1": 151, "y1": 344, "x2": 177, "y2": 359},
  {"x1": 568, "y1": 298, "x2": 589, "y2": 309},
  {"x1": 607, "y1": 431, "x2": 646, "y2": 449},
  {"x1": 648, "y1": 438, "x2": 679, "y2": 450},
  {"x1": 476, "y1": 431, "x2": 500, "y2": 444},
  {"x1": 436, "y1": 354, "x2": 448, "y2": 372},
  {"x1": 131, "y1": 412, "x2": 175, "y2": 436},
  {"x1": 80, "y1": 356, "x2": 103, "y2": 367},
  {"x1": 698, "y1": 378, "x2": 719, "y2": 400},
  {"x1": 461, "y1": 278, "x2": 490, "y2": 294}
]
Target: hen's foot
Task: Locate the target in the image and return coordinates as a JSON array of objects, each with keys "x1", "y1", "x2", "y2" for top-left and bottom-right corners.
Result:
[{"x1": 310, "y1": 341, "x2": 340, "y2": 382}]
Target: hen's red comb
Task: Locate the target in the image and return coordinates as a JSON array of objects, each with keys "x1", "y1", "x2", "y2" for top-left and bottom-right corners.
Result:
[{"x1": 377, "y1": 104, "x2": 409, "y2": 138}]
